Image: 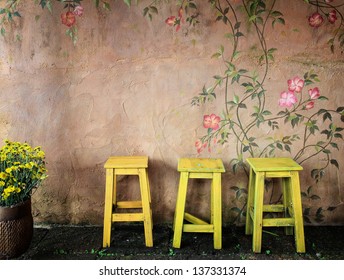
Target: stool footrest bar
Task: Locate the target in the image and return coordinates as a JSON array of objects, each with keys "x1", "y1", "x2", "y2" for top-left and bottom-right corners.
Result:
[
  {"x1": 116, "y1": 201, "x2": 143, "y2": 209},
  {"x1": 189, "y1": 173, "x2": 214, "y2": 179},
  {"x1": 263, "y1": 204, "x2": 285, "y2": 212},
  {"x1": 183, "y1": 224, "x2": 214, "y2": 232},
  {"x1": 262, "y1": 217, "x2": 295, "y2": 227},
  {"x1": 112, "y1": 213, "x2": 144, "y2": 222}
]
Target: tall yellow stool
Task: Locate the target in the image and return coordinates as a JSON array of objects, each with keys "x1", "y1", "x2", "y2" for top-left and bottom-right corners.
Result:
[
  {"x1": 172, "y1": 158, "x2": 225, "y2": 249},
  {"x1": 245, "y1": 158, "x2": 305, "y2": 253},
  {"x1": 103, "y1": 156, "x2": 153, "y2": 248}
]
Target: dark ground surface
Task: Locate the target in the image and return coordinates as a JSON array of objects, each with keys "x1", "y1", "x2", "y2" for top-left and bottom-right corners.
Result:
[{"x1": 13, "y1": 223, "x2": 344, "y2": 260}]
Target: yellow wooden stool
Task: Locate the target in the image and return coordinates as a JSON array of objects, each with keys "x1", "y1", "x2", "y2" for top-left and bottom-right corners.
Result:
[
  {"x1": 102, "y1": 156, "x2": 153, "y2": 248},
  {"x1": 172, "y1": 158, "x2": 225, "y2": 249},
  {"x1": 245, "y1": 157, "x2": 305, "y2": 253}
]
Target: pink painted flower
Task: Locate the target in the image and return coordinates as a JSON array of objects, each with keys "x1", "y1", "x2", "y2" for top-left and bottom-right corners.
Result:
[
  {"x1": 165, "y1": 15, "x2": 181, "y2": 32},
  {"x1": 178, "y1": 7, "x2": 183, "y2": 19},
  {"x1": 328, "y1": 10, "x2": 337, "y2": 24},
  {"x1": 308, "y1": 87, "x2": 320, "y2": 99},
  {"x1": 278, "y1": 91, "x2": 298, "y2": 108},
  {"x1": 305, "y1": 101, "x2": 315, "y2": 110},
  {"x1": 195, "y1": 140, "x2": 207, "y2": 154},
  {"x1": 308, "y1": 12, "x2": 324, "y2": 28},
  {"x1": 287, "y1": 76, "x2": 304, "y2": 93},
  {"x1": 165, "y1": 16, "x2": 177, "y2": 26},
  {"x1": 165, "y1": 7, "x2": 184, "y2": 32},
  {"x1": 178, "y1": 7, "x2": 185, "y2": 24},
  {"x1": 203, "y1": 114, "x2": 221, "y2": 130},
  {"x1": 61, "y1": 11, "x2": 76, "y2": 27},
  {"x1": 73, "y1": 5, "x2": 84, "y2": 17}
]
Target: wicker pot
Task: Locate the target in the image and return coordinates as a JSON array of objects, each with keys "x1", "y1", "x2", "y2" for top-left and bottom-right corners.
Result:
[{"x1": 0, "y1": 199, "x2": 33, "y2": 259}]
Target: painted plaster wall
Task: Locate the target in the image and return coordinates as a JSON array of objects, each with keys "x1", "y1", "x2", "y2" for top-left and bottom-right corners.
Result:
[{"x1": 0, "y1": 1, "x2": 343, "y2": 225}]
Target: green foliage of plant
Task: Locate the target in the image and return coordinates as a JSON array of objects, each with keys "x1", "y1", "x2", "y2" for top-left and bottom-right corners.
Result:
[{"x1": 0, "y1": 140, "x2": 47, "y2": 207}]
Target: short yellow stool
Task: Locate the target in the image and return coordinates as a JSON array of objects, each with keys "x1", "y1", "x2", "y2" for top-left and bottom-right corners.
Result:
[
  {"x1": 172, "y1": 158, "x2": 225, "y2": 249},
  {"x1": 245, "y1": 158, "x2": 305, "y2": 253},
  {"x1": 103, "y1": 156, "x2": 153, "y2": 248}
]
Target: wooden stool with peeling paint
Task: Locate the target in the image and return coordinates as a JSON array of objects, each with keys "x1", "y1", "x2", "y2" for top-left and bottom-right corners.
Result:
[
  {"x1": 102, "y1": 156, "x2": 153, "y2": 248},
  {"x1": 172, "y1": 158, "x2": 225, "y2": 249},
  {"x1": 245, "y1": 157, "x2": 305, "y2": 253}
]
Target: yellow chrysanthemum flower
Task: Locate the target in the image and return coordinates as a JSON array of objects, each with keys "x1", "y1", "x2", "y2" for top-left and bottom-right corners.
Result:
[{"x1": 0, "y1": 139, "x2": 47, "y2": 206}]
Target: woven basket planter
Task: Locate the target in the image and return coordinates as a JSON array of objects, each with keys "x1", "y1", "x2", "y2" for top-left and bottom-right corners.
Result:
[{"x1": 0, "y1": 199, "x2": 33, "y2": 259}]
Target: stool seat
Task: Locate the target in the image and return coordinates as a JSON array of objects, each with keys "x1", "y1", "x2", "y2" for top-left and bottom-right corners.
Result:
[
  {"x1": 178, "y1": 158, "x2": 226, "y2": 173},
  {"x1": 245, "y1": 157, "x2": 305, "y2": 253},
  {"x1": 246, "y1": 158, "x2": 303, "y2": 172},
  {"x1": 173, "y1": 158, "x2": 225, "y2": 249},
  {"x1": 103, "y1": 156, "x2": 153, "y2": 248},
  {"x1": 104, "y1": 156, "x2": 148, "y2": 169}
]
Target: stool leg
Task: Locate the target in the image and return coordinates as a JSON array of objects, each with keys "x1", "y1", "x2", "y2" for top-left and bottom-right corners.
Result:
[
  {"x1": 212, "y1": 172, "x2": 222, "y2": 249},
  {"x1": 112, "y1": 170, "x2": 117, "y2": 206},
  {"x1": 138, "y1": 168, "x2": 153, "y2": 247},
  {"x1": 103, "y1": 168, "x2": 115, "y2": 248},
  {"x1": 245, "y1": 168, "x2": 255, "y2": 235},
  {"x1": 252, "y1": 172, "x2": 264, "y2": 253},
  {"x1": 172, "y1": 171, "x2": 189, "y2": 248},
  {"x1": 282, "y1": 177, "x2": 293, "y2": 235},
  {"x1": 290, "y1": 171, "x2": 305, "y2": 253},
  {"x1": 146, "y1": 171, "x2": 153, "y2": 230}
]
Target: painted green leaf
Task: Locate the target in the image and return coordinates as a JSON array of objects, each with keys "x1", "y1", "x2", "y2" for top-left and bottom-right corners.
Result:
[
  {"x1": 271, "y1": 11, "x2": 283, "y2": 17},
  {"x1": 123, "y1": 0, "x2": 132, "y2": 7},
  {"x1": 310, "y1": 195, "x2": 320, "y2": 200},
  {"x1": 234, "y1": 21, "x2": 241, "y2": 29},
  {"x1": 233, "y1": 94, "x2": 239, "y2": 104},
  {"x1": 330, "y1": 159, "x2": 339, "y2": 169},
  {"x1": 230, "y1": 207, "x2": 241, "y2": 213}
]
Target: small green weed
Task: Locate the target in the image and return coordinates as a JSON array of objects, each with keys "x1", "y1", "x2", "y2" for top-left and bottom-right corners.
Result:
[{"x1": 168, "y1": 248, "x2": 175, "y2": 256}]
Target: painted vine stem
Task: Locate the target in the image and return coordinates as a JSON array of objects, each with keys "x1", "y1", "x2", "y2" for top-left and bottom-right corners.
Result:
[{"x1": 189, "y1": 0, "x2": 344, "y2": 224}]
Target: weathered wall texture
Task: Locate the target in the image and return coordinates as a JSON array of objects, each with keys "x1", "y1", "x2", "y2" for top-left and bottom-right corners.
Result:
[{"x1": 0, "y1": 1, "x2": 343, "y2": 225}]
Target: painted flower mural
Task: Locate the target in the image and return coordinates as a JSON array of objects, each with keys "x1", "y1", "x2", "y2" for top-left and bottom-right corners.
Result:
[
  {"x1": 189, "y1": 1, "x2": 344, "y2": 224},
  {"x1": 308, "y1": 87, "x2": 320, "y2": 100},
  {"x1": 73, "y1": 5, "x2": 84, "y2": 17},
  {"x1": 305, "y1": 101, "x2": 315, "y2": 110},
  {"x1": 278, "y1": 91, "x2": 298, "y2": 108},
  {"x1": 279, "y1": 79, "x2": 321, "y2": 109},
  {"x1": 0, "y1": 0, "x2": 84, "y2": 44},
  {"x1": 0, "y1": 0, "x2": 343, "y2": 226},
  {"x1": 195, "y1": 140, "x2": 207, "y2": 154},
  {"x1": 203, "y1": 114, "x2": 221, "y2": 131},
  {"x1": 61, "y1": 11, "x2": 76, "y2": 27},
  {"x1": 288, "y1": 76, "x2": 304, "y2": 93},
  {"x1": 308, "y1": 12, "x2": 324, "y2": 27},
  {"x1": 1, "y1": 0, "x2": 344, "y2": 50},
  {"x1": 165, "y1": 8, "x2": 183, "y2": 32},
  {"x1": 328, "y1": 10, "x2": 337, "y2": 24},
  {"x1": 60, "y1": 5, "x2": 84, "y2": 27}
]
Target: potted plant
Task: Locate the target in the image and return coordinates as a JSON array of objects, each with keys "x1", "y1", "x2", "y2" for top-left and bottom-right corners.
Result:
[{"x1": 0, "y1": 139, "x2": 47, "y2": 259}]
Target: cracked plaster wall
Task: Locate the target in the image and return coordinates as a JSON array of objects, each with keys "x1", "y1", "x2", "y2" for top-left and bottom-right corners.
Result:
[{"x1": 0, "y1": 1, "x2": 343, "y2": 225}]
